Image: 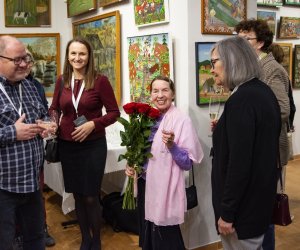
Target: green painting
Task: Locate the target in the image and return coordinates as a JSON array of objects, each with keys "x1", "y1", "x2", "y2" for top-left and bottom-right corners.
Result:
[
  {"x1": 5, "y1": 0, "x2": 51, "y2": 27},
  {"x1": 67, "y1": 0, "x2": 96, "y2": 18}
]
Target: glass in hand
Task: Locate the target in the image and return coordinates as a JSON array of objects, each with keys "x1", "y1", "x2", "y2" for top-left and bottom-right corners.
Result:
[
  {"x1": 161, "y1": 114, "x2": 173, "y2": 153},
  {"x1": 208, "y1": 96, "x2": 220, "y2": 137},
  {"x1": 38, "y1": 110, "x2": 58, "y2": 140}
]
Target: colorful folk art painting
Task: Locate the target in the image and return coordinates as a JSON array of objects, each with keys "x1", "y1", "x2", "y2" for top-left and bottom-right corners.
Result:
[
  {"x1": 294, "y1": 45, "x2": 300, "y2": 88},
  {"x1": 195, "y1": 42, "x2": 229, "y2": 105},
  {"x1": 202, "y1": 0, "x2": 246, "y2": 34},
  {"x1": 257, "y1": 11, "x2": 277, "y2": 35},
  {"x1": 278, "y1": 17, "x2": 300, "y2": 39},
  {"x1": 133, "y1": 0, "x2": 169, "y2": 27},
  {"x1": 128, "y1": 33, "x2": 172, "y2": 102}
]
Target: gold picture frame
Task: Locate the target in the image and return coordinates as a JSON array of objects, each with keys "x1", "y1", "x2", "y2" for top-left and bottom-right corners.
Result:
[
  {"x1": 72, "y1": 11, "x2": 121, "y2": 105},
  {"x1": 0, "y1": 33, "x2": 60, "y2": 97},
  {"x1": 277, "y1": 43, "x2": 293, "y2": 82}
]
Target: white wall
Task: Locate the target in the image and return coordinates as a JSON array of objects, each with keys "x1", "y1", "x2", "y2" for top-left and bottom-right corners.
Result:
[{"x1": 0, "y1": 1, "x2": 299, "y2": 249}]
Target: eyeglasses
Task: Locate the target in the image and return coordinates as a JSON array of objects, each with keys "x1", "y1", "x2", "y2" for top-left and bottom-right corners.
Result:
[
  {"x1": 0, "y1": 55, "x2": 32, "y2": 65},
  {"x1": 245, "y1": 37, "x2": 257, "y2": 41},
  {"x1": 210, "y1": 58, "x2": 220, "y2": 69}
]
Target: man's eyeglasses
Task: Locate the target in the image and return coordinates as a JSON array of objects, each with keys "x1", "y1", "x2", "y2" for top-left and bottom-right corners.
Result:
[
  {"x1": 210, "y1": 58, "x2": 220, "y2": 69},
  {"x1": 0, "y1": 55, "x2": 32, "y2": 65}
]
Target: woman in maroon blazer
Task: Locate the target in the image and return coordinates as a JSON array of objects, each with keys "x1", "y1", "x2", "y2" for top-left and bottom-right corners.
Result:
[
  {"x1": 50, "y1": 37, "x2": 120, "y2": 250},
  {"x1": 210, "y1": 36, "x2": 281, "y2": 250}
]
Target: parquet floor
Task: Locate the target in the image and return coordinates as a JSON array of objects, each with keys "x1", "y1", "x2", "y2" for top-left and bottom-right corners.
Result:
[{"x1": 45, "y1": 158, "x2": 300, "y2": 250}]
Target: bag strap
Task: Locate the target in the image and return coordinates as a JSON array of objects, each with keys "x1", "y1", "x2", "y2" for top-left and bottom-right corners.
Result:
[
  {"x1": 57, "y1": 78, "x2": 64, "y2": 114},
  {"x1": 191, "y1": 164, "x2": 195, "y2": 186},
  {"x1": 277, "y1": 148, "x2": 283, "y2": 193}
]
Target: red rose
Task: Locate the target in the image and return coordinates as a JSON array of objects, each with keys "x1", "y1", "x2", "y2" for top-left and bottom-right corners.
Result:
[
  {"x1": 123, "y1": 102, "x2": 137, "y2": 114},
  {"x1": 136, "y1": 103, "x2": 151, "y2": 114},
  {"x1": 148, "y1": 108, "x2": 160, "y2": 119}
]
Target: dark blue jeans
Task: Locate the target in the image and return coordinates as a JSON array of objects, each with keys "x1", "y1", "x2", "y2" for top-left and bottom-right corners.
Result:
[
  {"x1": 0, "y1": 189, "x2": 45, "y2": 250},
  {"x1": 262, "y1": 224, "x2": 275, "y2": 250}
]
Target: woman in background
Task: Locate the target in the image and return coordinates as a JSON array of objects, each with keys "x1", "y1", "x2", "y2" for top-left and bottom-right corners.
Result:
[
  {"x1": 49, "y1": 37, "x2": 120, "y2": 250},
  {"x1": 126, "y1": 76, "x2": 204, "y2": 250}
]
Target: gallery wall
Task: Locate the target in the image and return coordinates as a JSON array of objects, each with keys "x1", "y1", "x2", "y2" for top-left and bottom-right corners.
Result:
[{"x1": 0, "y1": 1, "x2": 299, "y2": 249}]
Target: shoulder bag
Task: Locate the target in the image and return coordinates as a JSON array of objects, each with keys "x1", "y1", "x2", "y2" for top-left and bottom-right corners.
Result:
[{"x1": 186, "y1": 165, "x2": 198, "y2": 210}]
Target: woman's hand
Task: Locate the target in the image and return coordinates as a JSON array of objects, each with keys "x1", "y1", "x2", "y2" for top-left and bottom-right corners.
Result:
[
  {"x1": 71, "y1": 121, "x2": 95, "y2": 142},
  {"x1": 218, "y1": 217, "x2": 235, "y2": 235},
  {"x1": 162, "y1": 131, "x2": 175, "y2": 148},
  {"x1": 125, "y1": 165, "x2": 135, "y2": 177},
  {"x1": 211, "y1": 119, "x2": 218, "y2": 132}
]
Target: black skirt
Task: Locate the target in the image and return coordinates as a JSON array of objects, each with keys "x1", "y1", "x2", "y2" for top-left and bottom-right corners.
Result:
[{"x1": 58, "y1": 137, "x2": 107, "y2": 196}]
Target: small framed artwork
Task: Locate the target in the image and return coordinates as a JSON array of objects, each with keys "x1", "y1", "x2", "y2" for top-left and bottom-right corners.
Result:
[
  {"x1": 73, "y1": 11, "x2": 121, "y2": 105},
  {"x1": 278, "y1": 17, "x2": 300, "y2": 38},
  {"x1": 257, "y1": 0, "x2": 283, "y2": 7},
  {"x1": 99, "y1": 0, "x2": 126, "y2": 8},
  {"x1": 0, "y1": 33, "x2": 60, "y2": 97},
  {"x1": 67, "y1": 0, "x2": 97, "y2": 18},
  {"x1": 257, "y1": 11, "x2": 277, "y2": 35},
  {"x1": 195, "y1": 42, "x2": 230, "y2": 105},
  {"x1": 283, "y1": 0, "x2": 300, "y2": 6},
  {"x1": 293, "y1": 45, "x2": 300, "y2": 88},
  {"x1": 277, "y1": 43, "x2": 293, "y2": 81},
  {"x1": 4, "y1": 0, "x2": 51, "y2": 27},
  {"x1": 127, "y1": 33, "x2": 173, "y2": 102},
  {"x1": 201, "y1": 0, "x2": 247, "y2": 35},
  {"x1": 134, "y1": 0, "x2": 169, "y2": 27}
]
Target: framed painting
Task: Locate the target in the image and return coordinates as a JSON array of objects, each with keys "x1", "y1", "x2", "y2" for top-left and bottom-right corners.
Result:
[
  {"x1": 277, "y1": 43, "x2": 293, "y2": 81},
  {"x1": 293, "y1": 45, "x2": 300, "y2": 88},
  {"x1": 127, "y1": 33, "x2": 173, "y2": 102},
  {"x1": 195, "y1": 42, "x2": 229, "y2": 105},
  {"x1": 67, "y1": 0, "x2": 97, "y2": 18},
  {"x1": 201, "y1": 0, "x2": 247, "y2": 35},
  {"x1": 133, "y1": 0, "x2": 169, "y2": 27},
  {"x1": 99, "y1": 0, "x2": 126, "y2": 8},
  {"x1": 283, "y1": 0, "x2": 300, "y2": 6},
  {"x1": 278, "y1": 17, "x2": 300, "y2": 38},
  {"x1": 257, "y1": 0, "x2": 283, "y2": 7},
  {"x1": 72, "y1": 11, "x2": 121, "y2": 105},
  {"x1": 4, "y1": 0, "x2": 51, "y2": 27},
  {"x1": 257, "y1": 11, "x2": 277, "y2": 35},
  {"x1": 0, "y1": 33, "x2": 60, "y2": 97}
]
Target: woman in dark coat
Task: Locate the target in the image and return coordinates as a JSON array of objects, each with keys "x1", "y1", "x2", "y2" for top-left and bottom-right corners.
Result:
[{"x1": 210, "y1": 36, "x2": 281, "y2": 250}]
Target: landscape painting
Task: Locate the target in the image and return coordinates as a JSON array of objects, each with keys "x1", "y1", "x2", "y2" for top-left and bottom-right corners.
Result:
[
  {"x1": 257, "y1": 0, "x2": 283, "y2": 7},
  {"x1": 277, "y1": 43, "x2": 293, "y2": 81},
  {"x1": 4, "y1": 0, "x2": 51, "y2": 27},
  {"x1": 283, "y1": 0, "x2": 300, "y2": 6},
  {"x1": 201, "y1": 0, "x2": 247, "y2": 34},
  {"x1": 128, "y1": 33, "x2": 173, "y2": 102},
  {"x1": 195, "y1": 42, "x2": 229, "y2": 105},
  {"x1": 134, "y1": 0, "x2": 169, "y2": 27},
  {"x1": 0, "y1": 33, "x2": 60, "y2": 97},
  {"x1": 257, "y1": 11, "x2": 277, "y2": 35},
  {"x1": 294, "y1": 45, "x2": 300, "y2": 88},
  {"x1": 73, "y1": 11, "x2": 121, "y2": 105},
  {"x1": 67, "y1": 0, "x2": 97, "y2": 18},
  {"x1": 278, "y1": 17, "x2": 300, "y2": 38}
]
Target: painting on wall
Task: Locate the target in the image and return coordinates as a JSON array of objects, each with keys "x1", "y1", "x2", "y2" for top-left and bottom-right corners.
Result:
[
  {"x1": 127, "y1": 33, "x2": 173, "y2": 102},
  {"x1": 195, "y1": 42, "x2": 229, "y2": 105},
  {"x1": 257, "y1": 11, "x2": 277, "y2": 35},
  {"x1": 67, "y1": 0, "x2": 97, "y2": 18},
  {"x1": 133, "y1": 0, "x2": 169, "y2": 27},
  {"x1": 293, "y1": 45, "x2": 300, "y2": 88},
  {"x1": 4, "y1": 0, "x2": 51, "y2": 27},
  {"x1": 201, "y1": 0, "x2": 247, "y2": 35},
  {"x1": 99, "y1": 0, "x2": 126, "y2": 8},
  {"x1": 278, "y1": 17, "x2": 300, "y2": 38},
  {"x1": 257, "y1": 0, "x2": 283, "y2": 7},
  {"x1": 283, "y1": 0, "x2": 300, "y2": 7},
  {"x1": 0, "y1": 33, "x2": 60, "y2": 97},
  {"x1": 73, "y1": 11, "x2": 121, "y2": 105},
  {"x1": 277, "y1": 43, "x2": 293, "y2": 81}
]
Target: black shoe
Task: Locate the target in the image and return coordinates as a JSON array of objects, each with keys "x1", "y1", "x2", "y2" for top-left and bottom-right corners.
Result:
[{"x1": 44, "y1": 227, "x2": 56, "y2": 247}]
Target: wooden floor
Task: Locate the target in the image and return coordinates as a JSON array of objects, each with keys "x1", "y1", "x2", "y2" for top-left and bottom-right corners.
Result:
[{"x1": 45, "y1": 158, "x2": 300, "y2": 250}]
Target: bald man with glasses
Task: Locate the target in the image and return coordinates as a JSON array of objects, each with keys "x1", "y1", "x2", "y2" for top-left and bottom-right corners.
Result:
[{"x1": 0, "y1": 35, "x2": 53, "y2": 250}]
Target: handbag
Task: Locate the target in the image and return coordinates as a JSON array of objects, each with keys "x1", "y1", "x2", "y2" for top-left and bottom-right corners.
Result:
[
  {"x1": 186, "y1": 165, "x2": 198, "y2": 210},
  {"x1": 45, "y1": 138, "x2": 60, "y2": 163},
  {"x1": 272, "y1": 156, "x2": 292, "y2": 226}
]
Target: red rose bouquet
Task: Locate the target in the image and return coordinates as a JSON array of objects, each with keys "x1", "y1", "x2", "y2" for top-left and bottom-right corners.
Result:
[{"x1": 118, "y1": 102, "x2": 160, "y2": 209}]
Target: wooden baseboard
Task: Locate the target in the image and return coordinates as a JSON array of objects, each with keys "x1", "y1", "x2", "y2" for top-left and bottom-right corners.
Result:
[{"x1": 191, "y1": 241, "x2": 222, "y2": 250}]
